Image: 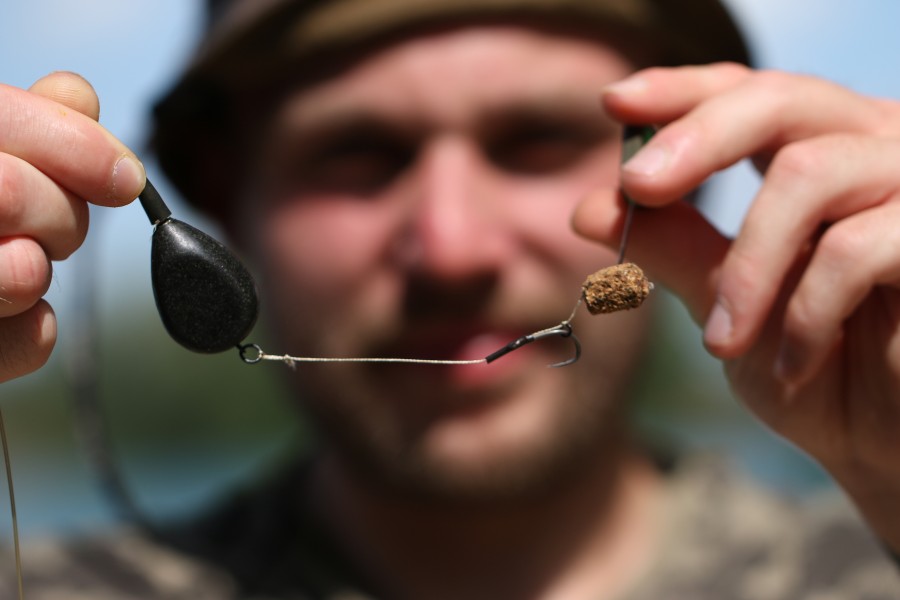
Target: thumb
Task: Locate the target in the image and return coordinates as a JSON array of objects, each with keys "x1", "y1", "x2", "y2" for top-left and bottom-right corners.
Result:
[{"x1": 28, "y1": 71, "x2": 101, "y2": 121}]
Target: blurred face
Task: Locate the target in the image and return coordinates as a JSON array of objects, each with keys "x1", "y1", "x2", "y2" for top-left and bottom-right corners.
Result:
[{"x1": 238, "y1": 25, "x2": 651, "y2": 498}]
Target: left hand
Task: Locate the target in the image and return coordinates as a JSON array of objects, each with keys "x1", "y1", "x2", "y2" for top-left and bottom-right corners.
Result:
[{"x1": 573, "y1": 63, "x2": 900, "y2": 551}]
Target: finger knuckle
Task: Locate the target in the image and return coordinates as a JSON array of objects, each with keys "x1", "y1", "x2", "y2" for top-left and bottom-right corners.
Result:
[
  {"x1": 50, "y1": 195, "x2": 91, "y2": 260},
  {"x1": 784, "y1": 289, "x2": 821, "y2": 338},
  {"x1": 0, "y1": 156, "x2": 28, "y2": 224},
  {"x1": 644, "y1": 65, "x2": 678, "y2": 78},
  {"x1": 721, "y1": 246, "x2": 764, "y2": 306},
  {"x1": 871, "y1": 99, "x2": 900, "y2": 135},
  {"x1": 786, "y1": 226, "x2": 867, "y2": 334},
  {"x1": 818, "y1": 223, "x2": 867, "y2": 269},
  {"x1": 71, "y1": 197, "x2": 91, "y2": 249},
  {"x1": 768, "y1": 138, "x2": 832, "y2": 181},
  {"x1": 746, "y1": 69, "x2": 793, "y2": 97},
  {"x1": 0, "y1": 238, "x2": 53, "y2": 305},
  {"x1": 0, "y1": 302, "x2": 56, "y2": 381},
  {"x1": 708, "y1": 61, "x2": 750, "y2": 81},
  {"x1": 744, "y1": 70, "x2": 826, "y2": 123}
]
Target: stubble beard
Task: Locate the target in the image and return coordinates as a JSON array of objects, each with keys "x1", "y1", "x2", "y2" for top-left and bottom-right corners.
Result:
[{"x1": 295, "y1": 363, "x2": 629, "y2": 505}]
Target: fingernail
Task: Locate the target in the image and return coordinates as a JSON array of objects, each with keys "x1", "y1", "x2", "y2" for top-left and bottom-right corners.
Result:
[
  {"x1": 110, "y1": 155, "x2": 146, "y2": 203},
  {"x1": 603, "y1": 75, "x2": 648, "y2": 97},
  {"x1": 704, "y1": 300, "x2": 733, "y2": 349},
  {"x1": 622, "y1": 144, "x2": 670, "y2": 177}
]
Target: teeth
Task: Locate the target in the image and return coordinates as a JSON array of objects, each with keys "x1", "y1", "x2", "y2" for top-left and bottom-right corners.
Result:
[{"x1": 581, "y1": 263, "x2": 652, "y2": 315}]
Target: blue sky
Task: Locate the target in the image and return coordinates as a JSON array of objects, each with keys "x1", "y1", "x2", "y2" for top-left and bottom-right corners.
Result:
[{"x1": 2, "y1": 0, "x2": 900, "y2": 356}]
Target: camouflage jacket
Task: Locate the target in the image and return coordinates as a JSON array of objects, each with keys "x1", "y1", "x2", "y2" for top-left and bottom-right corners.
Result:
[{"x1": 3, "y1": 456, "x2": 898, "y2": 599}]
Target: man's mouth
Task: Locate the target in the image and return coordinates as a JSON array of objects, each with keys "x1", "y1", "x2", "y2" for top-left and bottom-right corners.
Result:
[
  {"x1": 369, "y1": 324, "x2": 549, "y2": 390},
  {"x1": 377, "y1": 323, "x2": 521, "y2": 361}
]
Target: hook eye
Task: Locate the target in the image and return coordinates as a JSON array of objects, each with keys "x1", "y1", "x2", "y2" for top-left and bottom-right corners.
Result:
[{"x1": 484, "y1": 322, "x2": 581, "y2": 368}]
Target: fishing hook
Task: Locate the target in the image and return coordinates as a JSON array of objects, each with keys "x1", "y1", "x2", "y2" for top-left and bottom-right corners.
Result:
[{"x1": 484, "y1": 322, "x2": 581, "y2": 368}]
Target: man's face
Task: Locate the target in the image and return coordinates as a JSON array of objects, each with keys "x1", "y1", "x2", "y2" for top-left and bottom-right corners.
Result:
[{"x1": 239, "y1": 24, "x2": 652, "y2": 498}]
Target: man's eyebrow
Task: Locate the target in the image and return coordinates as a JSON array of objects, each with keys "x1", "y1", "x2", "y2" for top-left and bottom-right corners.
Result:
[
  {"x1": 268, "y1": 104, "x2": 418, "y2": 152},
  {"x1": 269, "y1": 91, "x2": 614, "y2": 147},
  {"x1": 477, "y1": 95, "x2": 619, "y2": 137},
  {"x1": 487, "y1": 93, "x2": 599, "y2": 118},
  {"x1": 301, "y1": 113, "x2": 398, "y2": 142}
]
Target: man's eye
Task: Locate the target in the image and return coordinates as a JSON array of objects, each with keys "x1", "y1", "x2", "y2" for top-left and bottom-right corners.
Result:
[
  {"x1": 488, "y1": 127, "x2": 597, "y2": 175},
  {"x1": 315, "y1": 148, "x2": 405, "y2": 191},
  {"x1": 274, "y1": 135, "x2": 412, "y2": 196}
]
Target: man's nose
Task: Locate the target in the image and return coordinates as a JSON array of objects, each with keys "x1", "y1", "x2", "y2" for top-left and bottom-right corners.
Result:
[{"x1": 399, "y1": 136, "x2": 512, "y2": 281}]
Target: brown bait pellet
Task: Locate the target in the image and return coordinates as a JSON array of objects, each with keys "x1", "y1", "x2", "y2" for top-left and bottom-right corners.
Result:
[{"x1": 581, "y1": 263, "x2": 652, "y2": 315}]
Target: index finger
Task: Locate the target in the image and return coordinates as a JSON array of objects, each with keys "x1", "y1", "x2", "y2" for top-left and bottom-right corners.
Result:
[
  {"x1": 0, "y1": 82, "x2": 144, "y2": 206},
  {"x1": 602, "y1": 62, "x2": 752, "y2": 125},
  {"x1": 605, "y1": 67, "x2": 891, "y2": 205}
]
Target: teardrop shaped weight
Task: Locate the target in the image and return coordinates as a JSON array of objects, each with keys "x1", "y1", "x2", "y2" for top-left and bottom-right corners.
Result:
[{"x1": 151, "y1": 219, "x2": 259, "y2": 353}]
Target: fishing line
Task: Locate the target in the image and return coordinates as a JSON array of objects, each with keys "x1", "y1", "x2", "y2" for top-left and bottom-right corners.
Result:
[
  {"x1": 238, "y1": 320, "x2": 582, "y2": 369},
  {"x1": 0, "y1": 409, "x2": 23, "y2": 600}
]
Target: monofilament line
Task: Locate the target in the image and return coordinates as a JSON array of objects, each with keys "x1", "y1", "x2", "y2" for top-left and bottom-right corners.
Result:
[
  {"x1": 0, "y1": 408, "x2": 23, "y2": 600},
  {"x1": 239, "y1": 316, "x2": 583, "y2": 368},
  {"x1": 239, "y1": 345, "x2": 486, "y2": 366},
  {"x1": 265, "y1": 355, "x2": 487, "y2": 366}
]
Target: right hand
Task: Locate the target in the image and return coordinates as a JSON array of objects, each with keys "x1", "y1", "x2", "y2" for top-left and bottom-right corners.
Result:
[{"x1": 0, "y1": 71, "x2": 145, "y2": 383}]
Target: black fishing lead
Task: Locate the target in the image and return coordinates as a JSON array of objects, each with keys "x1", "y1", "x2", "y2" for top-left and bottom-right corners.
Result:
[{"x1": 139, "y1": 179, "x2": 259, "y2": 353}]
